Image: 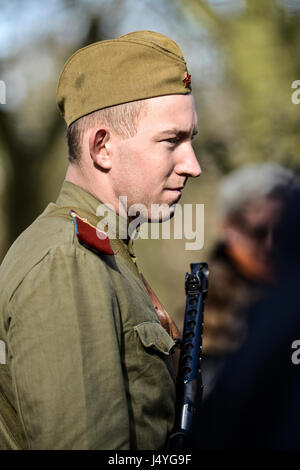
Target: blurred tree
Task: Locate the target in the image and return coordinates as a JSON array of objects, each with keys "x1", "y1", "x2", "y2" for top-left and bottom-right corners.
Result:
[
  {"x1": 0, "y1": 2, "x2": 107, "y2": 255},
  {"x1": 182, "y1": 0, "x2": 300, "y2": 170}
]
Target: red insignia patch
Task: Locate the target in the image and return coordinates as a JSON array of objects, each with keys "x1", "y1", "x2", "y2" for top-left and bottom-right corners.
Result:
[
  {"x1": 183, "y1": 72, "x2": 191, "y2": 88},
  {"x1": 70, "y1": 210, "x2": 114, "y2": 255}
]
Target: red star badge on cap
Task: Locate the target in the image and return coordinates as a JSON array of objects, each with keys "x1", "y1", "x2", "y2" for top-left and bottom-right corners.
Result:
[{"x1": 183, "y1": 72, "x2": 191, "y2": 88}]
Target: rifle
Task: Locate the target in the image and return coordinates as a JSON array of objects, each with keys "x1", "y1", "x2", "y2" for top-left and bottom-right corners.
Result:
[{"x1": 168, "y1": 262, "x2": 209, "y2": 450}]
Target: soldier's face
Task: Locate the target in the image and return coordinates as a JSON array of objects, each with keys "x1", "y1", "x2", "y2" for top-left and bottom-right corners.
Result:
[{"x1": 110, "y1": 94, "x2": 201, "y2": 221}]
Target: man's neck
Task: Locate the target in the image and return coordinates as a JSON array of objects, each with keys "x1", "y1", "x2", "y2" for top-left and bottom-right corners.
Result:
[{"x1": 65, "y1": 164, "x2": 124, "y2": 217}]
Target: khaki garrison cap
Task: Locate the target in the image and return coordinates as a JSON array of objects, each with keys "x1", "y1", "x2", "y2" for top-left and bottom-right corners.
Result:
[{"x1": 56, "y1": 30, "x2": 192, "y2": 127}]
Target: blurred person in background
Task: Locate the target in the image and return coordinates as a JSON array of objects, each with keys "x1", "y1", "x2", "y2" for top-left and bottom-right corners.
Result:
[
  {"x1": 194, "y1": 180, "x2": 300, "y2": 449},
  {"x1": 202, "y1": 163, "x2": 294, "y2": 396}
]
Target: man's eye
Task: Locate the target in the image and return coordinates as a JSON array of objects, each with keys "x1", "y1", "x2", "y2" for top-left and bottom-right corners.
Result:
[{"x1": 165, "y1": 138, "x2": 178, "y2": 145}]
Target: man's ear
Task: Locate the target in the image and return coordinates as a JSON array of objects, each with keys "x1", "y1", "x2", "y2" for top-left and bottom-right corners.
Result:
[{"x1": 89, "y1": 128, "x2": 112, "y2": 170}]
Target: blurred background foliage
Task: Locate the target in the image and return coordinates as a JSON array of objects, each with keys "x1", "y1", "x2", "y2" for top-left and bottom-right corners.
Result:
[{"x1": 0, "y1": 0, "x2": 299, "y2": 325}]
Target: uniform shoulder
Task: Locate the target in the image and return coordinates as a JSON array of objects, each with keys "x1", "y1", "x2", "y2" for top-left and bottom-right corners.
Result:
[
  {"x1": 0, "y1": 204, "x2": 78, "y2": 303},
  {"x1": 0, "y1": 202, "x2": 120, "y2": 312}
]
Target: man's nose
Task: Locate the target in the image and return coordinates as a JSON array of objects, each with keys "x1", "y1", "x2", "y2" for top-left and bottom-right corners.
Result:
[{"x1": 176, "y1": 144, "x2": 202, "y2": 178}]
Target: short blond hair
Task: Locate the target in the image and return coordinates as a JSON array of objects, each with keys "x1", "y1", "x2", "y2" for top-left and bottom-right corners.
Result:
[{"x1": 67, "y1": 100, "x2": 147, "y2": 163}]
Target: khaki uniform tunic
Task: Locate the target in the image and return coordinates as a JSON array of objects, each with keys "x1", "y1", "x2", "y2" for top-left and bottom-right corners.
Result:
[{"x1": 0, "y1": 181, "x2": 176, "y2": 450}]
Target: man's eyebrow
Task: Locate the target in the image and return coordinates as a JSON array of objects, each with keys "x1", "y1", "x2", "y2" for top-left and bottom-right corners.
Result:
[{"x1": 156, "y1": 127, "x2": 198, "y2": 138}]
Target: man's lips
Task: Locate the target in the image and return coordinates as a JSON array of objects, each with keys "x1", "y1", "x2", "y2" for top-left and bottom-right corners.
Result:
[
  {"x1": 165, "y1": 187, "x2": 184, "y2": 201},
  {"x1": 165, "y1": 187, "x2": 185, "y2": 192}
]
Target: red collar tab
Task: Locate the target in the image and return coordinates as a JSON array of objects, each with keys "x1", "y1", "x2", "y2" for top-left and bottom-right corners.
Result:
[
  {"x1": 70, "y1": 210, "x2": 114, "y2": 256},
  {"x1": 183, "y1": 72, "x2": 191, "y2": 88}
]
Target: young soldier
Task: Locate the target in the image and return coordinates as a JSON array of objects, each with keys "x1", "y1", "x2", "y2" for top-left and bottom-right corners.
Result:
[{"x1": 0, "y1": 31, "x2": 200, "y2": 449}]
